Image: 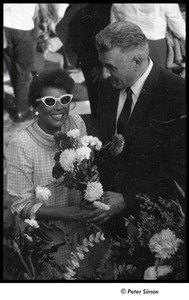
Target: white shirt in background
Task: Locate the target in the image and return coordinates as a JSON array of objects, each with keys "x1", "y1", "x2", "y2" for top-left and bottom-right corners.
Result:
[
  {"x1": 3, "y1": 3, "x2": 38, "y2": 31},
  {"x1": 111, "y1": 3, "x2": 186, "y2": 40}
]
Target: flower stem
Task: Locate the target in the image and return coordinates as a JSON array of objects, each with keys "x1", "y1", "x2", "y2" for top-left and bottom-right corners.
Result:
[
  {"x1": 14, "y1": 245, "x2": 33, "y2": 279},
  {"x1": 27, "y1": 251, "x2": 36, "y2": 279}
]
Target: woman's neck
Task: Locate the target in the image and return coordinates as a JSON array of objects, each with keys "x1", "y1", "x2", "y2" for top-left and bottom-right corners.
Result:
[{"x1": 37, "y1": 120, "x2": 61, "y2": 135}]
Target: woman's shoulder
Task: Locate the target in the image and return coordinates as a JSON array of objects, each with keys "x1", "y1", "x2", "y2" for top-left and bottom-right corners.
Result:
[
  {"x1": 69, "y1": 113, "x2": 83, "y2": 123},
  {"x1": 65, "y1": 114, "x2": 87, "y2": 135},
  {"x1": 6, "y1": 123, "x2": 34, "y2": 150},
  {"x1": 67, "y1": 114, "x2": 85, "y2": 128}
]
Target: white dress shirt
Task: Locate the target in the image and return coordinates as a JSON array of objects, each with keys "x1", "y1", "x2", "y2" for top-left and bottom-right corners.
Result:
[
  {"x1": 3, "y1": 3, "x2": 38, "y2": 31},
  {"x1": 111, "y1": 3, "x2": 186, "y2": 40},
  {"x1": 116, "y1": 58, "x2": 153, "y2": 132}
]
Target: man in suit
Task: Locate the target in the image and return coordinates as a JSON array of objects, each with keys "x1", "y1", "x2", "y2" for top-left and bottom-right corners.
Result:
[{"x1": 83, "y1": 21, "x2": 186, "y2": 225}]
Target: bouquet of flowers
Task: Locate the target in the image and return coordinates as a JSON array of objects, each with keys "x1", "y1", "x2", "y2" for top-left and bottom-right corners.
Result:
[
  {"x1": 52, "y1": 129, "x2": 124, "y2": 210},
  {"x1": 93, "y1": 194, "x2": 186, "y2": 280}
]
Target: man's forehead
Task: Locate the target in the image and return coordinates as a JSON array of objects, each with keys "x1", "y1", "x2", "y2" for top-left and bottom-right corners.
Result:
[{"x1": 99, "y1": 48, "x2": 131, "y2": 64}]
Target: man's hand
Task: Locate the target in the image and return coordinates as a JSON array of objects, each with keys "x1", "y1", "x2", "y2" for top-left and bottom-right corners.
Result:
[{"x1": 82, "y1": 191, "x2": 127, "y2": 224}]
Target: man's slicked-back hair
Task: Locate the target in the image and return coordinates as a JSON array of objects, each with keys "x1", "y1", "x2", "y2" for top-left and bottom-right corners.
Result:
[{"x1": 95, "y1": 21, "x2": 149, "y2": 56}]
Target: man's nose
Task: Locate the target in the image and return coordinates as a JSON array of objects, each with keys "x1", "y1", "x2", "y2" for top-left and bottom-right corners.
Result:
[{"x1": 102, "y1": 67, "x2": 111, "y2": 79}]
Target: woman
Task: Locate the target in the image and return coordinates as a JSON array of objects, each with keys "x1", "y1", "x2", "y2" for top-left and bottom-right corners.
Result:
[{"x1": 5, "y1": 69, "x2": 96, "y2": 279}]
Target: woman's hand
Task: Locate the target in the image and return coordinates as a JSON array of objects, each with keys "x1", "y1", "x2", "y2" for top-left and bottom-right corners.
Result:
[{"x1": 82, "y1": 191, "x2": 127, "y2": 224}]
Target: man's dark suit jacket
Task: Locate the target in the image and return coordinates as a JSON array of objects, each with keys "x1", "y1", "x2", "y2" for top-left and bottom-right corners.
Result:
[{"x1": 98, "y1": 62, "x2": 186, "y2": 215}]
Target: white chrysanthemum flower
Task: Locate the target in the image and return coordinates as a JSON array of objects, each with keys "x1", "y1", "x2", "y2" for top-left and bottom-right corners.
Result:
[
  {"x1": 67, "y1": 129, "x2": 80, "y2": 138},
  {"x1": 24, "y1": 218, "x2": 39, "y2": 228},
  {"x1": 93, "y1": 200, "x2": 110, "y2": 211},
  {"x1": 91, "y1": 137, "x2": 102, "y2": 150},
  {"x1": 76, "y1": 146, "x2": 91, "y2": 163},
  {"x1": 79, "y1": 135, "x2": 91, "y2": 147},
  {"x1": 84, "y1": 181, "x2": 103, "y2": 202},
  {"x1": 24, "y1": 234, "x2": 33, "y2": 242},
  {"x1": 35, "y1": 185, "x2": 51, "y2": 201},
  {"x1": 148, "y1": 228, "x2": 183, "y2": 259},
  {"x1": 157, "y1": 265, "x2": 173, "y2": 277},
  {"x1": 80, "y1": 135, "x2": 102, "y2": 150},
  {"x1": 143, "y1": 266, "x2": 157, "y2": 280},
  {"x1": 59, "y1": 149, "x2": 77, "y2": 172}
]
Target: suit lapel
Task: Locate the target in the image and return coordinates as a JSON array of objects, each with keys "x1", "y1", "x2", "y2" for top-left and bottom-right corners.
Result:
[
  {"x1": 128, "y1": 63, "x2": 161, "y2": 129},
  {"x1": 101, "y1": 81, "x2": 120, "y2": 140}
]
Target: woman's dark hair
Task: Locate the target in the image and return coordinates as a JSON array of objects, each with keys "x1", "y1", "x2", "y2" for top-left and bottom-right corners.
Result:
[{"x1": 28, "y1": 69, "x2": 75, "y2": 107}]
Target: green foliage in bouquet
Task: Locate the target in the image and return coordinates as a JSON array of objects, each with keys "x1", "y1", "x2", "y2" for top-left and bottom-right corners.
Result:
[
  {"x1": 3, "y1": 215, "x2": 67, "y2": 280},
  {"x1": 92, "y1": 194, "x2": 186, "y2": 281}
]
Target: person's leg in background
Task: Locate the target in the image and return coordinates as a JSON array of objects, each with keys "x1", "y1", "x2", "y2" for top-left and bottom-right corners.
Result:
[
  {"x1": 31, "y1": 15, "x2": 40, "y2": 76},
  {"x1": 4, "y1": 27, "x2": 18, "y2": 121},
  {"x1": 4, "y1": 28, "x2": 34, "y2": 122},
  {"x1": 81, "y1": 63, "x2": 103, "y2": 119},
  {"x1": 148, "y1": 38, "x2": 167, "y2": 69},
  {"x1": 13, "y1": 30, "x2": 34, "y2": 118}
]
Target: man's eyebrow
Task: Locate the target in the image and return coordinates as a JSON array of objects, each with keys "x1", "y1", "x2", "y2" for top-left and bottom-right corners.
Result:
[{"x1": 104, "y1": 63, "x2": 117, "y2": 70}]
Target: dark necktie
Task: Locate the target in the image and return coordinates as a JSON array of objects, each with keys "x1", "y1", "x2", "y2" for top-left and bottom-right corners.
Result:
[{"x1": 117, "y1": 87, "x2": 133, "y2": 135}]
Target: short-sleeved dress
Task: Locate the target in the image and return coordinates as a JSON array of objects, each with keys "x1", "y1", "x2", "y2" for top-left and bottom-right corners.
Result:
[{"x1": 5, "y1": 115, "x2": 96, "y2": 279}]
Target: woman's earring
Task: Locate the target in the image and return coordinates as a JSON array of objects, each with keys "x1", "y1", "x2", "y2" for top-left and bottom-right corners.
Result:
[{"x1": 35, "y1": 111, "x2": 39, "y2": 116}]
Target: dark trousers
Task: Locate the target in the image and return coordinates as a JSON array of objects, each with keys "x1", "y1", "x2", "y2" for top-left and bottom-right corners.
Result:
[
  {"x1": 81, "y1": 63, "x2": 103, "y2": 119},
  {"x1": 148, "y1": 38, "x2": 167, "y2": 69},
  {"x1": 4, "y1": 27, "x2": 34, "y2": 113}
]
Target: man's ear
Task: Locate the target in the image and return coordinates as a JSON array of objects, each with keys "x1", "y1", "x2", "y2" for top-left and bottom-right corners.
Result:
[{"x1": 133, "y1": 56, "x2": 141, "y2": 70}]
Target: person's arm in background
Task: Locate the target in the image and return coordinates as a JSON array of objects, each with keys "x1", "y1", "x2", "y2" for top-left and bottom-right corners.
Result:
[
  {"x1": 38, "y1": 3, "x2": 49, "y2": 23},
  {"x1": 165, "y1": 3, "x2": 186, "y2": 40},
  {"x1": 110, "y1": 4, "x2": 120, "y2": 23}
]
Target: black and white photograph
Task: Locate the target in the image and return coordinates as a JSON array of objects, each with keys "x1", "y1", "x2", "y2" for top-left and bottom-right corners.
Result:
[{"x1": 2, "y1": 2, "x2": 188, "y2": 297}]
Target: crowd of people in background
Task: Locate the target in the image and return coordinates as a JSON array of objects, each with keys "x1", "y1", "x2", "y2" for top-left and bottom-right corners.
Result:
[{"x1": 4, "y1": 3, "x2": 186, "y2": 123}]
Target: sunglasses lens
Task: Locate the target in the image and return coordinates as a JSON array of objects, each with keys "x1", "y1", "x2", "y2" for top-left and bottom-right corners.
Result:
[
  {"x1": 44, "y1": 98, "x2": 56, "y2": 106},
  {"x1": 60, "y1": 95, "x2": 71, "y2": 105}
]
